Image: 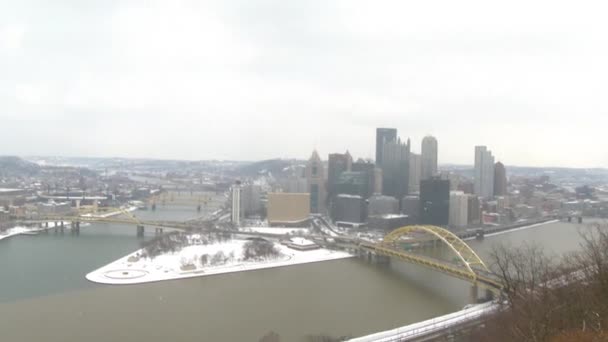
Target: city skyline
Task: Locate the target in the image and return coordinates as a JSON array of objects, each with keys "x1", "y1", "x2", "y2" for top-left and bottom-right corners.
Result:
[{"x1": 2, "y1": 1, "x2": 608, "y2": 167}]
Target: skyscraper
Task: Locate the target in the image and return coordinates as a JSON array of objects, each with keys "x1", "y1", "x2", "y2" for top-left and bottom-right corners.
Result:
[
  {"x1": 351, "y1": 159, "x2": 376, "y2": 198},
  {"x1": 421, "y1": 136, "x2": 438, "y2": 180},
  {"x1": 467, "y1": 195, "x2": 481, "y2": 225},
  {"x1": 449, "y1": 191, "x2": 469, "y2": 228},
  {"x1": 327, "y1": 151, "x2": 352, "y2": 199},
  {"x1": 419, "y1": 177, "x2": 450, "y2": 226},
  {"x1": 306, "y1": 150, "x2": 326, "y2": 214},
  {"x1": 408, "y1": 152, "x2": 422, "y2": 193},
  {"x1": 375, "y1": 128, "x2": 397, "y2": 166},
  {"x1": 494, "y1": 161, "x2": 507, "y2": 196},
  {"x1": 381, "y1": 138, "x2": 410, "y2": 200},
  {"x1": 474, "y1": 146, "x2": 495, "y2": 198}
]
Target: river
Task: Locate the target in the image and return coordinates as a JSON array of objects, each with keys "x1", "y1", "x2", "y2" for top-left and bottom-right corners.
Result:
[{"x1": 0, "y1": 202, "x2": 601, "y2": 341}]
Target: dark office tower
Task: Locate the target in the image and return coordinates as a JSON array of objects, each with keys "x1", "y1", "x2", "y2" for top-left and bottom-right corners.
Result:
[
  {"x1": 375, "y1": 128, "x2": 397, "y2": 166},
  {"x1": 335, "y1": 171, "x2": 369, "y2": 198},
  {"x1": 494, "y1": 161, "x2": 507, "y2": 196},
  {"x1": 327, "y1": 151, "x2": 353, "y2": 199},
  {"x1": 419, "y1": 177, "x2": 450, "y2": 226},
  {"x1": 306, "y1": 150, "x2": 326, "y2": 214},
  {"x1": 467, "y1": 195, "x2": 481, "y2": 225},
  {"x1": 351, "y1": 159, "x2": 376, "y2": 198},
  {"x1": 381, "y1": 138, "x2": 410, "y2": 200}
]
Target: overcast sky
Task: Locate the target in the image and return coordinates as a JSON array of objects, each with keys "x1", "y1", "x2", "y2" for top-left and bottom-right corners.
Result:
[{"x1": 1, "y1": 1, "x2": 607, "y2": 167}]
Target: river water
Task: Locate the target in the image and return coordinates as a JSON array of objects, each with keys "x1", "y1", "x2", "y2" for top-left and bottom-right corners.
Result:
[{"x1": 0, "y1": 201, "x2": 601, "y2": 341}]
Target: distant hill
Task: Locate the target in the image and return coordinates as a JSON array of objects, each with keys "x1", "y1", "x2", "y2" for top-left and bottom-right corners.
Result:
[
  {"x1": 234, "y1": 159, "x2": 302, "y2": 178},
  {"x1": 0, "y1": 156, "x2": 41, "y2": 177}
]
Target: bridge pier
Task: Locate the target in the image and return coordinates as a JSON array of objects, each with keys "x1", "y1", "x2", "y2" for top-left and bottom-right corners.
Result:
[
  {"x1": 72, "y1": 221, "x2": 80, "y2": 235},
  {"x1": 45, "y1": 221, "x2": 49, "y2": 228},
  {"x1": 469, "y1": 285, "x2": 479, "y2": 304},
  {"x1": 154, "y1": 227, "x2": 164, "y2": 236},
  {"x1": 374, "y1": 254, "x2": 391, "y2": 265},
  {"x1": 578, "y1": 216, "x2": 583, "y2": 224},
  {"x1": 137, "y1": 225, "x2": 145, "y2": 238},
  {"x1": 484, "y1": 288, "x2": 494, "y2": 302}
]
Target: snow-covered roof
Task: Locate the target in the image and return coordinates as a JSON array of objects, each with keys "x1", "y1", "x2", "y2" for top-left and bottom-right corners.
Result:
[
  {"x1": 289, "y1": 237, "x2": 316, "y2": 246},
  {"x1": 381, "y1": 214, "x2": 408, "y2": 219},
  {"x1": 337, "y1": 194, "x2": 363, "y2": 199},
  {"x1": 0, "y1": 188, "x2": 23, "y2": 193}
]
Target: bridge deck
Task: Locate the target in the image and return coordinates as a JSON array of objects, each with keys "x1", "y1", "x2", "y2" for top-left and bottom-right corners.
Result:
[{"x1": 360, "y1": 243, "x2": 502, "y2": 290}]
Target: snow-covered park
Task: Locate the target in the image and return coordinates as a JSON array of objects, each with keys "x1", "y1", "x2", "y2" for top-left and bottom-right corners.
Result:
[{"x1": 86, "y1": 234, "x2": 352, "y2": 285}]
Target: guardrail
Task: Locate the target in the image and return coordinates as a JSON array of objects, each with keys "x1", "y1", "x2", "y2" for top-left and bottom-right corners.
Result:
[{"x1": 348, "y1": 302, "x2": 499, "y2": 342}]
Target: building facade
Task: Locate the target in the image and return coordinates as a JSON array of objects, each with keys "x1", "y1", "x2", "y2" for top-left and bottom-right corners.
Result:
[
  {"x1": 421, "y1": 136, "x2": 438, "y2": 180},
  {"x1": 494, "y1": 161, "x2": 507, "y2": 196},
  {"x1": 408, "y1": 152, "x2": 422, "y2": 194},
  {"x1": 267, "y1": 193, "x2": 310, "y2": 226},
  {"x1": 331, "y1": 194, "x2": 367, "y2": 224},
  {"x1": 419, "y1": 178, "x2": 450, "y2": 226},
  {"x1": 402, "y1": 195, "x2": 420, "y2": 224},
  {"x1": 335, "y1": 171, "x2": 369, "y2": 198},
  {"x1": 375, "y1": 128, "x2": 397, "y2": 166},
  {"x1": 381, "y1": 138, "x2": 410, "y2": 200},
  {"x1": 241, "y1": 183, "x2": 262, "y2": 217},
  {"x1": 351, "y1": 160, "x2": 376, "y2": 199},
  {"x1": 368, "y1": 195, "x2": 399, "y2": 216},
  {"x1": 467, "y1": 195, "x2": 481, "y2": 225},
  {"x1": 474, "y1": 146, "x2": 495, "y2": 199},
  {"x1": 231, "y1": 181, "x2": 241, "y2": 226},
  {"x1": 449, "y1": 191, "x2": 469, "y2": 228},
  {"x1": 306, "y1": 150, "x2": 326, "y2": 214},
  {"x1": 327, "y1": 152, "x2": 353, "y2": 199}
]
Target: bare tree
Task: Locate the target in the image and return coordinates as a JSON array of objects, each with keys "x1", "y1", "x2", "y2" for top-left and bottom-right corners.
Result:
[{"x1": 474, "y1": 226, "x2": 608, "y2": 341}]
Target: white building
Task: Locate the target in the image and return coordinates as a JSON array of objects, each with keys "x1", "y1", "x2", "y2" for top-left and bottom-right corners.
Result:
[
  {"x1": 286, "y1": 237, "x2": 319, "y2": 251},
  {"x1": 449, "y1": 191, "x2": 469, "y2": 228},
  {"x1": 408, "y1": 153, "x2": 422, "y2": 193},
  {"x1": 231, "y1": 182, "x2": 241, "y2": 226},
  {"x1": 421, "y1": 136, "x2": 438, "y2": 181},
  {"x1": 474, "y1": 146, "x2": 495, "y2": 199}
]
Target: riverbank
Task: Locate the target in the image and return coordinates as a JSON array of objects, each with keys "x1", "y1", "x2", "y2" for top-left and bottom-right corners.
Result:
[
  {"x1": 0, "y1": 222, "x2": 69, "y2": 242},
  {"x1": 86, "y1": 239, "x2": 352, "y2": 285},
  {"x1": 461, "y1": 219, "x2": 560, "y2": 241},
  {"x1": 81, "y1": 206, "x2": 138, "y2": 219}
]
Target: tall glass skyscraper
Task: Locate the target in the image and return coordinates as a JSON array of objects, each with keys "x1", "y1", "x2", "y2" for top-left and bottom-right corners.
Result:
[{"x1": 375, "y1": 128, "x2": 397, "y2": 166}]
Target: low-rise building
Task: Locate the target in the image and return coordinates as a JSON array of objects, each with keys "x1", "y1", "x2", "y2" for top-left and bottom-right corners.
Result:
[
  {"x1": 368, "y1": 214, "x2": 411, "y2": 232},
  {"x1": 267, "y1": 193, "x2": 310, "y2": 227},
  {"x1": 286, "y1": 237, "x2": 319, "y2": 251},
  {"x1": 368, "y1": 195, "x2": 399, "y2": 216},
  {"x1": 332, "y1": 194, "x2": 366, "y2": 224}
]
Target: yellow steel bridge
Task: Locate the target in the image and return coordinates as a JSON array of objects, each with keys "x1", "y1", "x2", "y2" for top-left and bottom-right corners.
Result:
[{"x1": 360, "y1": 225, "x2": 502, "y2": 291}]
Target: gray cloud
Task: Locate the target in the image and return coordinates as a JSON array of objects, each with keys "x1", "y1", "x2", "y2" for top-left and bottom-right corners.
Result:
[{"x1": 0, "y1": 0, "x2": 607, "y2": 167}]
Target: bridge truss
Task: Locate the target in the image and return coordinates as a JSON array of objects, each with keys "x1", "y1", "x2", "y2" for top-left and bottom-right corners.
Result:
[{"x1": 361, "y1": 225, "x2": 502, "y2": 290}]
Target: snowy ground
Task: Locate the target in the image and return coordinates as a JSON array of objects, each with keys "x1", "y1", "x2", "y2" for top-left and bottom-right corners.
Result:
[
  {"x1": 0, "y1": 221, "x2": 70, "y2": 241},
  {"x1": 238, "y1": 226, "x2": 311, "y2": 236},
  {"x1": 462, "y1": 219, "x2": 559, "y2": 241},
  {"x1": 348, "y1": 301, "x2": 498, "y2": 342},
  {"x1": 86, "y1": 239, "x2": 353, "y2": 285},
  {"x1": 81, "y1": 206, "x2": 138, "y2": 218}
]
